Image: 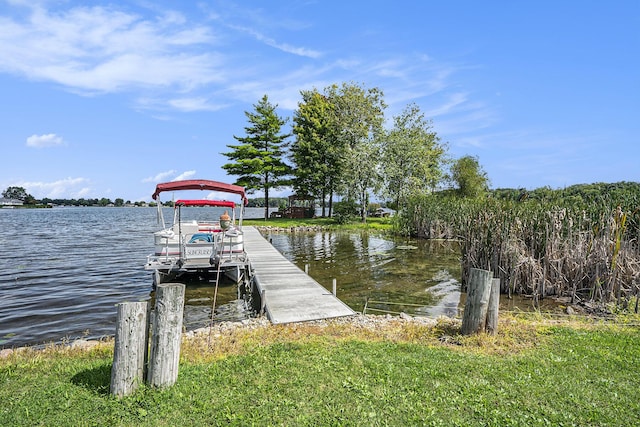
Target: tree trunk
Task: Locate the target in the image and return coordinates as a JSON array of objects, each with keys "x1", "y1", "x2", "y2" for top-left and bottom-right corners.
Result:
[
  {"x1": 360, "y1": 187, "x2": 367, "y2": 222},
  {"x1": 321, "y1": 188, "x2": 327, "y2": 217},
  {"x1": 328, "y1": 192, "x2": 334, "y2": 217},
  {"x1": 264, "y1": 182, "x2": 269, "y2": 220}
]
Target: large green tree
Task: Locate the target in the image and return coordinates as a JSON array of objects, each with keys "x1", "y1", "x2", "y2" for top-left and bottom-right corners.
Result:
[
  {"x1": 291, "y1": 90, "x2": 341, "y2": 217},
  {"x1": 450, "y1": 155, "x2": 489, "y2": 198},
  {"x1": 222, "y1": 95, "x2": 292, "y2": 219},
  {"x1": 325, "y1": 82, "x2": 386, "y2": 221},
  {"x1": 380, "y1": 103, "x2": 447, "y2": 210}
]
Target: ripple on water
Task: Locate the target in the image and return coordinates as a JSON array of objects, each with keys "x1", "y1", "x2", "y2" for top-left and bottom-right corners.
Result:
[{"x1": 0, "y1": 208, "x2": 157, "y2": 347}]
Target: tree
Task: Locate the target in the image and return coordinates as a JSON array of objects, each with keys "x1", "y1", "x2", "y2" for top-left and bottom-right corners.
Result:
[
  {"x1": 23, "y1": 194, "x2": 37, "y2": 205},
  {"x1": 291, "y1": 90, "x2": 342, "y2": 217},
  {"x1": 114, "y1": 198, "x2": 124, "y2": 207},
  {"x1": 3, "y1": 186, "x2": 30, "y2": 201},
  {"x1": 325, "y1": 82, "x2": 386, "y2": 222},
  {"x1": 380, "y1": 103, "x2": 447, "y2": 211},
  {"x1": 450, "y1": 155, "x2": 489, "y2": 198},
  {"x1": 222, "y1": 95, "x2": 292, "y2": 219}
]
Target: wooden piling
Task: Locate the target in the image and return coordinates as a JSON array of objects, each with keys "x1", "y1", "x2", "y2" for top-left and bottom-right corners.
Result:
[
  {"x1": 461, "y1": 268, "x2": 493, "y2": 335},
  {"x1": 486, "y1": 278, "x2": 500, "y2": 335},
  {"x1": 110, "y1": 301, "x2": 149, "y2": 397},
  {"x1": 147, "y1": 283, "x2": 185, "y2": 388}
]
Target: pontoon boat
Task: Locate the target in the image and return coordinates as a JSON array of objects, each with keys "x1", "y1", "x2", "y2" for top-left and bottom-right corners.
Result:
[{"x1": 144, "y1": 179, "x2": 252, "y2": 290}]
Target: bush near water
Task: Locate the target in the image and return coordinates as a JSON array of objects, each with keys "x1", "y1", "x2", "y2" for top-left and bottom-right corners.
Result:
[{"x1": 397, "y1": 182, "x2": 640, "y2": 310}]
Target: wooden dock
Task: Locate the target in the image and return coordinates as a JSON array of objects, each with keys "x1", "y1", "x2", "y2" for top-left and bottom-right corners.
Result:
[{"x1": 242, "y1": 226, "x2": 356, "y2": 324}]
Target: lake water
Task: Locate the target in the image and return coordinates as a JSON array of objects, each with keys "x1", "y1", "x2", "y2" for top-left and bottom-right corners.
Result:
[
  {"x1": 263, "y1": 231, "x2": 462, "y2": 317},
  {"x1": 0, "y1": 207, "x2": 463, "y2": 349}
]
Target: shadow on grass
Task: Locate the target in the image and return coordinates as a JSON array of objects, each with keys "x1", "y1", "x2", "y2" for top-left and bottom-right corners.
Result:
[{"x1": 71, "y1": 363, "x2": 112, "y2": 396}]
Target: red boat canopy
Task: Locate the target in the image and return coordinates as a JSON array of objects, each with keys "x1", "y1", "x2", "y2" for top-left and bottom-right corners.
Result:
[
  {"x1": 175, "y1": 199, "x2": 236, "y2": 208},
  {"x1": 152, "y1": 179, "x2": 247, "y2": 205}
]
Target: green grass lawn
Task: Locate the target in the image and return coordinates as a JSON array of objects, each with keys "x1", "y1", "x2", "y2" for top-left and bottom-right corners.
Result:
[{"x1": 1, "y1": 317, "x2": 639, "y2": 426}]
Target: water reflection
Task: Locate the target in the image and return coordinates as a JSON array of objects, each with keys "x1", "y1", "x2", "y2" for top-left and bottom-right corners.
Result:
[
  {"x1": 263, "y1": 230, "x2": 463, "y2": 316},
  {"x1": 165, "y1": 279, "x2": 253, "y2": 331}
]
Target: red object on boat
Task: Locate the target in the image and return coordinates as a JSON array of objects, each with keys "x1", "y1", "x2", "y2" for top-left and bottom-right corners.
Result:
[
  {"x1": 175, "y1": 199, "x2": 236, "y2": 208},
  {"x1": 152, "y1": 179, "x2": 247, "y2": 205}
]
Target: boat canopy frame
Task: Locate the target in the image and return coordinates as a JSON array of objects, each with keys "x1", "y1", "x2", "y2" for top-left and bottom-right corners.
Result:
[
  {"x1": 152, "y1": 179, "x2": 247, "y2": 205},
  {"x1": 152, "y1": 179, "x2": 247, "y2": 229},
  {"x1": 175, "y1": 199, "x2": 236, "y2": 208}
]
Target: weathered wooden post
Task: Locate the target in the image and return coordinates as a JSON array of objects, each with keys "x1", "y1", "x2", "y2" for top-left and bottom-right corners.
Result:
[
  {"x1": 110, "y1": 301, "x2": 149, "y2": 397},
  {"x1": 461, "y1": 268, "x2": 493, "y2": 335},
  {"x1": 486, "y1": 278, "x2": 501, "y2": 335},
  {"x1": 147, "y1": 283, "x2": 185, "y2": 388},
  {"x1": 332, "y1": 278, "x2": 337, "y2": 296}
]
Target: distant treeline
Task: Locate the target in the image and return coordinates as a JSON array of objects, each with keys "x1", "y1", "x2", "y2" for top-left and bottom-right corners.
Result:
[
  {"x1": 38, "y1": 197, "x2": 150, "y2": 207},
  {"x1": 33, "y1": 196, "x2": 290, "y2": 208},
  {"x1": 19, "y1": 196, "x2": 289, "y2": 208},
  {"x1": 491, "y1": 181, "x2": 640, "y2": 205}
]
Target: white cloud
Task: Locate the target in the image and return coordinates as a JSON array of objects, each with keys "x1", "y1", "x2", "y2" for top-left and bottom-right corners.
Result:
[
  {"x1": 26, "y1": 133, "x2": 64, "y2": 147},
  {"x1": 0, "y1": 4, "x2": 222, "y2": 94},
  {"x1": 172, "y1": 170, "x2": 197, "y2": 181},
  {"x1": 225, "y1": 22, "x2": 322, "y2": 59},
  {"x1": 75, "y1": 187, "x2": 91, "y2": 198},
  {"x1": 142, "y1": 170, "x2": 177, "y2": 183},
  {"x1": 423, "y1": 93, "x2": 469, "y2": 118},
  {"x1": 16, "y1": 177, "x2": 90, "y2": 198},
  {"x1": 167, "y1": 97, "x2": 227, "y2": 112}
]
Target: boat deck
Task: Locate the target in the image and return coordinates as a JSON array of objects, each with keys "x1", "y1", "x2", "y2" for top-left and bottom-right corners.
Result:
[{"x1": 242, "y1": 226, "x2": 356, "y2": 324}]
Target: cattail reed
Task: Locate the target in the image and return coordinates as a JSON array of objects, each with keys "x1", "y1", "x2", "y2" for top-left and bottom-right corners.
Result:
[{"x1": 398, "y1": 188, "x2": 640, "y2": 308}]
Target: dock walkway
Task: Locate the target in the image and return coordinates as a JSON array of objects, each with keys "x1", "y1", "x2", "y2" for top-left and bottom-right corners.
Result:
[{"x1": 242, "y1": 226, "x2": 355, "y2": 324}]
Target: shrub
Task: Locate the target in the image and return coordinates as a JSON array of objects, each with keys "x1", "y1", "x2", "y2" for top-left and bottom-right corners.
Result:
[{"x1": 333, "y1": 199, "x2": 359, "y2": 224}]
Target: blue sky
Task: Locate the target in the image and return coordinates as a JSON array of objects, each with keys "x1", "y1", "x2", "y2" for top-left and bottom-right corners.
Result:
[{"x1": 1, "y1": 0, "x2": 638, "y2": 202}]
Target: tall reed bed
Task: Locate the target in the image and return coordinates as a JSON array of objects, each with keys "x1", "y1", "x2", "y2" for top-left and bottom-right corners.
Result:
[{"x1": 398, "y1": 193, "x2": 640, "y2": 307}]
